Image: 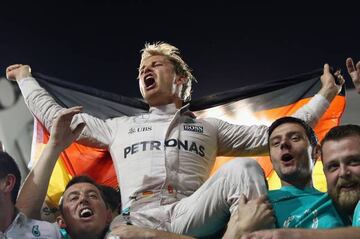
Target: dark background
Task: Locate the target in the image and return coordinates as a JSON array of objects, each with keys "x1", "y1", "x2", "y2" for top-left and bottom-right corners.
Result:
[{"x1": 1, "y1": 1, "x2": 359, "y2": 99}]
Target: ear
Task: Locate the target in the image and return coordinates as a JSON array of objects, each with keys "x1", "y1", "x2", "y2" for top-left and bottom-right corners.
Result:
[
  {"x1": 175, "y1": 75, "x2": 187, "y2": 85},
  {"x1": 56, "y1": 215, "x2": 67, "y2": 229},
  {"x1": 3, "y1": 174, "x2": 16, "y2": 193},
  {"x1": 106, "y1": 208, "x2": 113, "y2": 224},
  {"x1": 311, "y1": 144, "x2": 321, "y2": 164}
]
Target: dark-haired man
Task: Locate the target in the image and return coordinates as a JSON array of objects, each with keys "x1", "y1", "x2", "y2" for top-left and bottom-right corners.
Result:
[
  {"x1": 266, "y1": 116, "x2": 346, "y2": 228},
  {"x1": 241, "y1": 124, "x2": 360, "y2": 239},
  {"x1": 0, "y1": 151, "x2": 61, "y2": 238}
]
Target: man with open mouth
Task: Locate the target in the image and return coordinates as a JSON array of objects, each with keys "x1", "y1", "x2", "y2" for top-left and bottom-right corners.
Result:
[
  {"x1": 239, "y1": 57, "x2": 360, "y2": 239},
  {"x1": 6, "y1": 42, "x2": 343, "y2": 237},
  {"x1": 266, "y1": 116, "x2": 347, "y2": 229}
]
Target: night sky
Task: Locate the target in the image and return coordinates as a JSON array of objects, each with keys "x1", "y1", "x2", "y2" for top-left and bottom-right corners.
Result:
[{"x1": 1, "y1": 1, "x2": 359, "y2": 100}]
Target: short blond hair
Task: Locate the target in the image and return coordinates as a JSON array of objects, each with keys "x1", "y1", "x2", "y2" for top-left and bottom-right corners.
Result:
[{"x1": 140, "y1": 42, "x2": 196, "y2": 102}]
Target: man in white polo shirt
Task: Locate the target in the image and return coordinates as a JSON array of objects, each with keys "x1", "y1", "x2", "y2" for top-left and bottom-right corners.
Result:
[{"x1": 0, "y1": 151, "x2": 61, "y2": 239}]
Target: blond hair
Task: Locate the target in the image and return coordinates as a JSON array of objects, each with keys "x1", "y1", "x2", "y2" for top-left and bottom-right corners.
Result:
[{"x1": 140, "y1": 42, "x2": 196, "y2": 102}]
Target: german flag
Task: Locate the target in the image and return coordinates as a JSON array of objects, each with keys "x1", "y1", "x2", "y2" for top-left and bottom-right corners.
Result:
[{"x1": 31, "y1": 69, "x2": 346, "y2": 207}]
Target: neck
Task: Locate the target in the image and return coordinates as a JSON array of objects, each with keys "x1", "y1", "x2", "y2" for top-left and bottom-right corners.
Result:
[
  {"x1": 0, "y1": 202, "x2": 16, "y2": 233},
  {"x1": 71, "y1": 232, "x2": 98, "y2": 239},
  {"x1": 70, "y1": 227, "x2": 107, "y2": 239},
  {"x1": 281, "y1": 177, "x2": 313, "y2": 189},
  {"x1": 174, "y1": 98, "x2": 183, "y2": 109}
]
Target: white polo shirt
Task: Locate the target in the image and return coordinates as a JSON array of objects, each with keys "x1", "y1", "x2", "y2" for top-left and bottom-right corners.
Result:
[{"x1": 0, "y1": 212, "x2": 61, "y2": 239}]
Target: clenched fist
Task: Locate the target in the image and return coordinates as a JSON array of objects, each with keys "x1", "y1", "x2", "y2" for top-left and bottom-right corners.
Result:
[{"x1": 6, "y1": 64, "x2": 32, "y2": 81}]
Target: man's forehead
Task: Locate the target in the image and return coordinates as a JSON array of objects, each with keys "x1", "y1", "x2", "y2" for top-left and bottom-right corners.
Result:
[
  {"x1": 270, "y1": 123, "x2": 305, "y2": 137},
  {"x1": 64, "y1": 182, "x2": 100, "y2": 196},
  {"x1": 140, "y1": 55, "x2": 169, "y2": 68},
  {"x1": 322, "y1": 136, "x2": 360, "y2": 159}
]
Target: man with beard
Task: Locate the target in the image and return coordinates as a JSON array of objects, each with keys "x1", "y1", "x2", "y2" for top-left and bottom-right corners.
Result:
[
  {"x1": 321, "y1": 124, "x2": 360, "y2": 227},
  {"x1": 6, "y1": 42, "x2": 342, "y2": 237}
]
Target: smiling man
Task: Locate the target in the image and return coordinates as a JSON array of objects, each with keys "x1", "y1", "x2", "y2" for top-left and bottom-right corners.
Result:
[
  {"x1": 6, "y1": 42, "x2": 343, "y2": 237},
  {"x1": 321, "y1": 124, "x2": 360, "y2": 226}
]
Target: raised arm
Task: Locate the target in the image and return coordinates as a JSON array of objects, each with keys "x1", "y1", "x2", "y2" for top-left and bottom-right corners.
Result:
[
  {"x1": 292, "y1": 63, "x2": 344, "y2": 128},
  {"x1": 346, "y1": 57, "x2": 360, "y2": 93},
  {"x1": 216, "y1": 63, "x2": 343, "y2": 157},
  {"x1": 16, "y1": 107, "x2": 85, "y2": 220},
  {"x1": 6, "y1": 64, "x2": 115, "y2": 148}
]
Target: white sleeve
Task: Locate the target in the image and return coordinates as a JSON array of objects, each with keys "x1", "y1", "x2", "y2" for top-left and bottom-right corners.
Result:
[
  {"x1": 292, "y1": 94, "x2": 329, "y2": 127},
  {"x1": 18, "y1": 77, "x2": 117, "y2": 148},
  {"x1": 212, "y1": 94, "x2": 330, "y2": 157},
  {"x1": 208, "y1": 118, "x2": 269, "y2": 157}
]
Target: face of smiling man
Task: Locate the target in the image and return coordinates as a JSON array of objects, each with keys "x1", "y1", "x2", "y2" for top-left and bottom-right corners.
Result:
[
  {"x1": 59, "y1": 182, "x2": 111, "y2": 239},
  {"x1": 138, "y1": 55, "x2": 187, "y2": 107},
  {"x1": 322, "y1": 135, "x2": 360, "y2": 216}
]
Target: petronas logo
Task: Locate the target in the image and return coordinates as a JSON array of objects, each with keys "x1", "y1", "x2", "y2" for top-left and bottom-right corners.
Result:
[{"x1": 32, "y1": 225, "x2": 41, "y2": 237}]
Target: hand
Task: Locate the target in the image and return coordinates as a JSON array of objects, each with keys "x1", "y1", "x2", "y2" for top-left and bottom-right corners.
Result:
[
  {"x1": 107, "y1": 224, "x2": 155, "y2": 239},
  {"x1": 6, "y1": 64, "x2": 32, "y2": 81},
  {"x1": 241, "y1": 229, "x2": 303, "y2": 239},
  {"x1": 107, "y1": 224, "x2": 194, "y2": 239},
  {"x1": 318, "y1": 63, "x2": 345, "y2": 102},
  {"x1": 346, "y1": 57, "x2": 360, "y2": 93},
  {"x1": 47, "y1": 106, "x2": 85, "y2": 151},
  {"x1": 223, "y1": 194, "x2": 275, "y2": 239}
]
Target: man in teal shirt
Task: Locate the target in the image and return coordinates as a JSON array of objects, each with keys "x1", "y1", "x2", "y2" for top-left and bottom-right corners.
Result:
[
  {"x1": 237, "y1": 57, "x2": 360, "y2": 238},
  {"x1": 267, "y1": 116, "x2": 347, "y2": 228},
  {"x1": 241, "y1": 123, "x2": 360, "y2": 239}
]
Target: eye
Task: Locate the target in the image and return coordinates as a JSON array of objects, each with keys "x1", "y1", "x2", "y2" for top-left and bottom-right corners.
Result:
[
  {"x1": 291, "y1": 135, "x2": 300, "y2": 141},
  {"x1": 271, "y1": 140, "x2": 280, "y2": 147},
  {"x1": 325, "y1": 163, "x2": 339, "y2": 172},
  {"x1": 88, "y1": 193, "x2": 98, "y2": 199},
  {"x1": 349, "y1": 158, "x2": 360, "y2": 166},
  {"x1": 153, "y1": 61, "x2": 163, "y2": 67},
  {"x1": 69, "y1": 195, "x2": 79, "y2": 201}
]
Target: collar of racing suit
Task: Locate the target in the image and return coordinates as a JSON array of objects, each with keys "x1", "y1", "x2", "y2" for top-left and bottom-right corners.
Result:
[{"x1": 148, "y1": 103, "x2": 195, "y2": 118}]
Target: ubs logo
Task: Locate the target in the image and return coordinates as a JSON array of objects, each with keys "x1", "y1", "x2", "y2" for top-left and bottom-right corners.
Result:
[{"x1": 128, "y1": 126, "x2": 152, "y2": 134}]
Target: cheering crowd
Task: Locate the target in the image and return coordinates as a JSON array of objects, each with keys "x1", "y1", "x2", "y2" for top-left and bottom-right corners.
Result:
[{"x1": 1, "y1": 42, "x2": 360, "y2": 238}]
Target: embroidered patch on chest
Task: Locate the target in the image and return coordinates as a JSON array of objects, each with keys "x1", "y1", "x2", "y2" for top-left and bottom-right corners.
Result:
[
  {"x1": 128, "y1": 126, "x2": 152, "y2": 134},
  {"x1": 183, "y1": 125, "x2": 203, "y2": 133}
]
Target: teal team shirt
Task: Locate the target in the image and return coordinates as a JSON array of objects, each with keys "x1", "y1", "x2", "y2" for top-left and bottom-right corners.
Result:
[
  {"x1": 268, "y1": 186, "x2": 349, "y2": 228},
  {"x1": 353, "y1": 201, "x2": 360, "y2": 227}
]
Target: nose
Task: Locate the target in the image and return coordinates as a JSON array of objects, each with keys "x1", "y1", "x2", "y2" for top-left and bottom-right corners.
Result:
[
  {"x1": 79, "y1": 194, "x2": 90, "y2": 204},
  {"x1": 280, "y1": 138, "x2": 291, "y2": 150},
  {"x1": 141, "y1": 64, "x2": 152, "y2": 76},
  {"x1": 339, "y1": 164, "x2": 350, "y2": 178}
]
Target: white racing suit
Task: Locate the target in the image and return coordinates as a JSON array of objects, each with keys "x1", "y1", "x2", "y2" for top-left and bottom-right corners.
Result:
[{"x1": 18, "y1": 77, "x2": 329, "y2": 237}]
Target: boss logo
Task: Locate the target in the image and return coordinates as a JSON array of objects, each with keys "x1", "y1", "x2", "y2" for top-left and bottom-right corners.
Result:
[{"x1": 183, "y1": 125, "x2": 203, "y2": 133}]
